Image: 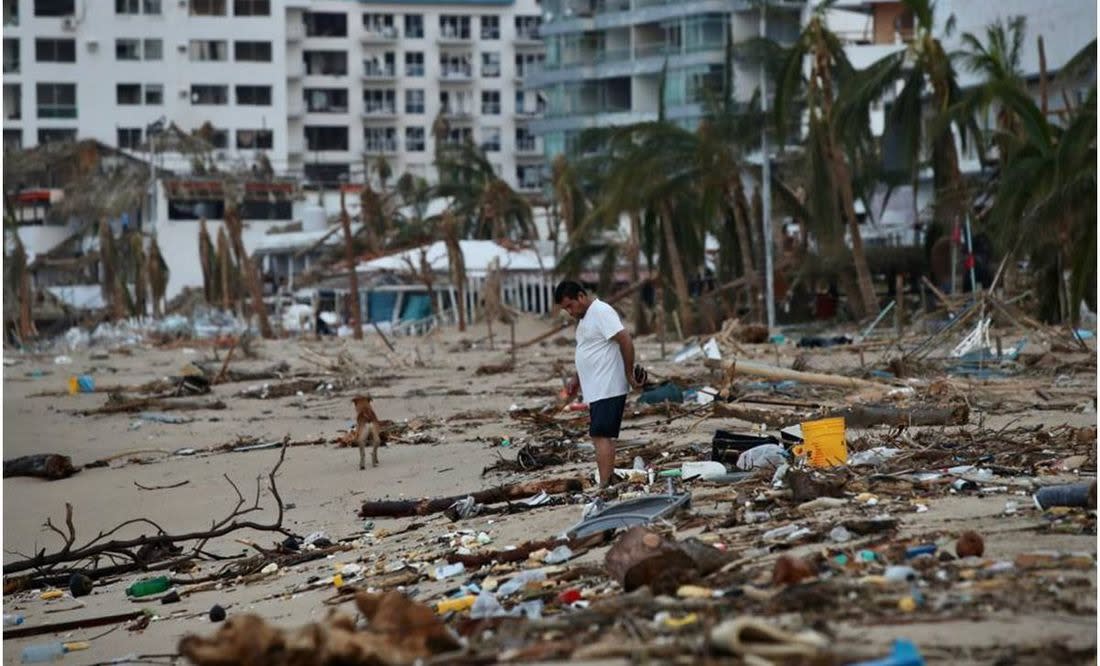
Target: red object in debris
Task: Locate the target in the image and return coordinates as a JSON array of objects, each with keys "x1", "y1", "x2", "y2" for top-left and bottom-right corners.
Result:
[
  {"x1": 963, "y1": 255, "x2": 976, "y2": 270},
  {"x1": 566, "y1": 403, "x2": 588, "y2": 412},
  {"x1": 557, "y1": 588, "x2": 582, "y2": 604}
]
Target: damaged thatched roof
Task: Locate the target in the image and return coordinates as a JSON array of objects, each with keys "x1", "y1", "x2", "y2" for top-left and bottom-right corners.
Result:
[{"x1": 3, "y1": 139, "x2": 168, "y2": 224}]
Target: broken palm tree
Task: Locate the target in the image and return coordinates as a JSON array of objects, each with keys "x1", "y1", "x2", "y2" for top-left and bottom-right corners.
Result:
[
  {"x1": 442, "y1": 209, "x2": 467, "y2": 332},
  {"x1": 224, "y1": 202, "x2": 274, "y2": 338},
  {"x1": 339, "y1": 189, "x2": 364, "y2": 340}
]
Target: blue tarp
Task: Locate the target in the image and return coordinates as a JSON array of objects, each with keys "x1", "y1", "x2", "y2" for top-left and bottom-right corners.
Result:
[
  {"x1": 368, "y1": 292, "x2": 397, "y2": 323},
  {"x1": 400, "y1": 293, "x2": 433, "y2": 322}
]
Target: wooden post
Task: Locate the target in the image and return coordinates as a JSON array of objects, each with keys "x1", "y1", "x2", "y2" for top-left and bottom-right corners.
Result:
[
  {"x1": 894, "y1": 274, "x2": 904, "y2": 339},
  {"x1": 510, "y1": 320, "x2": 516, "y2": 366},
  {"x1": 658, "y1": 305, "x2": 667, "y2": 359}
]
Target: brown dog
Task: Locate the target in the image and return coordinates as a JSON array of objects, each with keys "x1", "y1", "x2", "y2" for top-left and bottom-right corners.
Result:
[{"x1": 352, "y1": 395, "x2": 382, "y2": 469}]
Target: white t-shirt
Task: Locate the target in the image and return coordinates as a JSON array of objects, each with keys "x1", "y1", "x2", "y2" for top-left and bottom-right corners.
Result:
[{"x1": 575, "y1": 299, "x2": 629, "y2": 403}]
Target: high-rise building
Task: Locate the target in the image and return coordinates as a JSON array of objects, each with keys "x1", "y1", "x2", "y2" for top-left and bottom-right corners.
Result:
[
  {"x1": 527, "y1": 0, "x2": 804, "y2": 158},
  {"x1": 2, "y1": 0, "x2": 546, "y2": 191}
]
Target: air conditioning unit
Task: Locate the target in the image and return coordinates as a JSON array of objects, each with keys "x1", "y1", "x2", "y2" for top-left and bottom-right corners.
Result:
[
  {"x1": 177, "y1": 43, "x2": 188, "y2": 52},
  {"x1": 61, "y1": 17, "x2": 76, "y2": 31}
]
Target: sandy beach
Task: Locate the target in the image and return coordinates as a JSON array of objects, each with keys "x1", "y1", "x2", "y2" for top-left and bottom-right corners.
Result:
[{"x1": 2, "y1": 314, "x2": 1096, "y2": 665}]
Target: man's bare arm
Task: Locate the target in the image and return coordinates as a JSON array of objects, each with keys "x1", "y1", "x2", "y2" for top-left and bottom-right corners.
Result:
[{"x1": 611, "y1": 330, "x2": 636, "y2": 388}]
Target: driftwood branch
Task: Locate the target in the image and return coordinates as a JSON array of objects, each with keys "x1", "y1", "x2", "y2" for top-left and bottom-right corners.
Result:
[
  {"x1": 359, "y1": 477, "x2": 586, "y2": 519},
  {"x1": 3, "y1": 439, "x2": 291, "y2": 577},
  {"x1": 134, "y1": 480, "x2": 191, "y2": 491}
]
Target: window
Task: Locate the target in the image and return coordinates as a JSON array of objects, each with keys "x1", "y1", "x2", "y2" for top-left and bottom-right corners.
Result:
[
  {"x1": 241, "y1": 198, "x2": 290, "y2": 219},
  {"x1": 482, "y1": 52, "x2": 500, "y2": 77},
  {"x1": 117, "y1": 127, "x2": 142, "y2": 149},
  {"x1": 168, "y1": 198, "x2": 224, "y2": 220},
  {"x1": 36, "y1": 83, "x2": 76, "y2": 118},
  {"x1": 363, "y1": 13, "x2": 395, "y2": 37},
  {"x1": 304, "y1": 163, "x2": 349, "y2": 185},
  {"x1": 4, "y1": 129, "x2": 22, "y2": 152},
  {"x1": 190, "y1": 0, "x2": 225, "y2": 16},
  {"x1": 515, "y1": 15, "x2": 540, "y2": 40},
  {"x1": 115, "y1": 38, "x2": 140, "y2": 60},
  {"x1": 516, "y1": 126, "x2": 537, "y2": 152},
  {"x1": 404, "y1": 14, "x2": 423, "y2": 39},
  {"x1": 440, "y1": 52, "x2": 471, "y2": 78},
  {"x1": 305, "y1": 88, "x2": 348, "y2": 113},
  {"x1": 35, "y1": 38, "x2": 75, "y2": 62},
  {"x1": 38, "y1": 128, "x2": 77, "y2": 143},
  {"x1": 305, "y1": 126, "x2": 349, "y2": 151},
  {"x1": 405, "y1": 126, "x2": 425, "y2": 152},
  {"x1": 4, "y1": 83, "x2": 21, "y2": 120},
  {"x1": 364, "y1": 126, "x2": 396, "y2": 153},
  {"x1": 143, "y1": 39, "x2": 162, "y2": 60},
  {"x1": 481, "y1": 15, "x2": 499, "y2": 40},
  {"x1": 116, "y1": 83, "x2": 141, "y2": 105},
  {"x1": 481, "y1": 127, "x2": 500, "y2": 152},
  {"x1": 234, "y1": 41, "x2": 271, "y2": 61},
  {"x1": 190, "y1": 40, "x2": 227, "y2": 62},
  {"x1": 363, "y1": 52, "x2": 395, "y2": 77},
  {"x1": 517, "y1": 164, "x2": 542, "y2": 189},
  {"x1": 516, "y1": 52, "x2": 544, "y2": 77},
  {"x1": 405, "y1": 89, "x2": 424, "y2": 114},
  {"x1": 191, "y1": 84, "x2": 228, "y2": 105},
  {"x1": 144, "y1": 83, "x2": 163, "y2": 104},
  {"x1": 439, "y1": 15, "x2": 470, "y2": 40},
  {"x1": 363, "y1": 88, "x2": 395, "y2": 115},
  {"x1": 143, "y1": 0, "x2": 161, "y2": 14},
  {"x1": 446, "y1": 126, "x2": 472, "y2": 145},
  {"x1": 116, "y1": 0, "x2": 139, "y2": 14},
  {"x1": 304, "y1": 12, "x2": 346, "y2": 37},
  {"x1": 237, "y1": 128, "x2": 273, "y2": 149},
  {"x1": 3, "y1": 38, "x2": 18, "y2": 73},
  {"x1": 304, "y1": 50, "x2": 347, "y2": 76},
  {"x1": 233, "y1": 0, "x2": 268, "y2": 15},
  {"x1": 34, "y1": 0, "x2": 74, "y2": 17},
  {"x1": 404, "y1": 51, "x2": 424, "y2": 77},
  {"x1": 236, "y1": 85, "x2": 271, "y2": 105},
  {"x1": 481, "y1": 90, "x2": 500, "y2": 115},
  {"x1": 441, "y1": 89, "x2": 472, "y2": 116}
]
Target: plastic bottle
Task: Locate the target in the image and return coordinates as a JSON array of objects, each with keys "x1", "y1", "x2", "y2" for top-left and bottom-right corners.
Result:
[
  {"x1": 126, "y1": 575, "x2": 171, "y2": 597},
  {"x1": 18, "y1": 641, "x2": 85, "y2": 663},
  {"x1": 435, "y1": 595, "x2": 476, "y2": 614},
  {"x1": 4, "y1": 612, "x2": 24, "y2": 626}
]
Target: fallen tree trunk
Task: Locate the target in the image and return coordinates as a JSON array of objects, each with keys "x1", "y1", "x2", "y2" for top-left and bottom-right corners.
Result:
[
  {"x1": 236, "y1": 378, "x2": 323, "y2": 399},
  {"x1": 712, "y1": 403, "x2": 805, "y2": 428},
  {"x1": 821, "y1": 403, "x2": 969, "y2": 428},
  {"x1": 2, "y1": 610, "x2": 146, "y2": 640},
  {"x1": 196, "y1": 361, "x2": 293, "y2": 383},
  {"x1": 359, "y1": 477, "x2": 587, "y2": 519},
  {"x1": 3, "y1": 454, "x2": 79, "y2": 481},
  {"x1": 82, "y1": 396, "x2": 227, "y2": 415},
  {"x1": 705, "y1": 358, "x2": 887, "y2": 390}
]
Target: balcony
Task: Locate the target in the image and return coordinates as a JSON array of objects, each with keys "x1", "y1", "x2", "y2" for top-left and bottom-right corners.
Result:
[
  {"x1": 287, "y1": 60, "x2": 305, "y2": 79},
  {"x1": 515, "y1": 103, "x2": 546, "y2": 118},
  {"x1": 37, "y1": 105, "x2": 76, "y2": 119},
  {"x1": 517, "y1": 178, "x2": 542, "y2": 192},
  {"x1": 362, "y1": 104, "x2": 398, "y2": 120},
  {"x1": 362, "y1": 63, "x2": 397, "y2": 81},
  {"x1": 364, "y1": 139, "x2": 398, "y2": 154},
  {"x1": 361, "y1": 27, "x2": 399, "y2": 44},
  {"x1": 514, "y1": 29, "x2": 541, "y2": 46},
  {"x1": 515, "y1": 138, "x2": 540, "y2": 155},
  {"x1": 441, "y1": 106, "x2": 473, "y2": 119},
  {"x1": 436, "y1": 29, "x2": 472, "y2": 45},
  {"x1": 439, "y1": 66, "x2": 473, "y2": 84}
]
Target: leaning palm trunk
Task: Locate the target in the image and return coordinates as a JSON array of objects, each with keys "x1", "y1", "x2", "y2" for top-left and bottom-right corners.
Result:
[
  {"x1": 727, "y1": 181, "x2": 759, "y2": 320},
  {"x1": 198, "y1": 218, "x2": 215, "y2": 304},
  {"x1": 98, "y1": 220, "x2": 126, "y2": 321},
  {"x1": 224, "y1": 205, "x2": 274, "y2": 338},
  {"x1": 659, "y1": 201, "x2": 695, "y2": 334},
  {"x1": 442, "y1": 211, "x2": 467, "y2": 332},
  {"x1": 130, "y1": 232, "x2": 146, "y2": 317},
  {"x1": 215, "y1": 226, "x2": 234, "y2": 312},
  {"x1": 10, "y1": 234, "x2": 35, "y2": 342},
  {"x1": 628, "y1": 210, "x2": 647, "y2": 335},
  {"x1": 147, "y1": 237, "x2": 169, "y2": 317},
  {"x1": 339, "y1": 193, "x2": 364, "y2": 340}
]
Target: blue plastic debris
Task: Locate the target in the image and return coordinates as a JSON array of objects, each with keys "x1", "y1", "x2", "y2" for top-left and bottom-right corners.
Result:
[{"x1": 850, "y1": 639, "x2": 926, "y2": 666}]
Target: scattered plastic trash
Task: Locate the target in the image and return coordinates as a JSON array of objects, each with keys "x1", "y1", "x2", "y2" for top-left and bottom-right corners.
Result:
[
  {"x1": 137, "y1": 412, "x2": 193, "y2": 424},
  {"x1": 793, "y1": 417, "x2": 847, "y2": 467},
  {"x1": 21, "y1": 641, "x2": 89, "y2": 663},
  {"x1": 209, "y1": 604, "x2": 226, "y2": 622},
  {"x1": 905, "y1": 544, "x2": 937, "y2": 559},
  {"x1": 848, "y1": 447, "x2": 902, "y2": 467},
  {"x1": 638, "y1": 382, "x2": 684, "y2": 405},
  {"x1": 5, "y1": 612, "x2": 24, "y2": 626},
  {"x1": 702, "y1": 338, "x2": 722, "y2": 360},
  {"x1": 883, "y1": 566, "x2": 917, "y2": 583},
  {"x1": 736, "y1": 444, "x2": 786, "y2": 471},
  {"x1": 53, "y1": 355, "x2": 73, "y2": 365},
  {"x1": 67, "y1": 374, "x2": 94, "y2": 394},
  {"x1": 127, "y1": 575, "x2": 171, "y2": 598},
  {"x1": 498, "y1": 569, "x2": 546, "y2": 596},
  {"x1": 433, "y1": 562, "x2": 466, "y2": 580},
  {"x1": 543, "y1": 544, "x2": 574, "y2": 564},
  {"x1": 681, "y1": 461, "x2": 727, "y2": 480},
  {"x1": 850, "y1": 639, "x2": 926, "y2": 666},
  {"x1": 829, "y1": 526, "x2": 852, "y2": 543},
  {"x1": 1034, "y1": 481, "x2": 1096, "y2": 510},
  {"x1": 672, "y1": 343, "x2": 703, "y2": 363}
]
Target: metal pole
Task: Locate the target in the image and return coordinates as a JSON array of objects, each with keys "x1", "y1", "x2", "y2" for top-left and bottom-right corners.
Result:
[{"x1": 759, "y1": 3, "x2": 776, "y2": 331}]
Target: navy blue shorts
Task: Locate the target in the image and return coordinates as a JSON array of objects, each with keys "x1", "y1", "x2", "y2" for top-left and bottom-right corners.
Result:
[{"x1": 589, "y1": 394, "x2": 627, "y2": 438}]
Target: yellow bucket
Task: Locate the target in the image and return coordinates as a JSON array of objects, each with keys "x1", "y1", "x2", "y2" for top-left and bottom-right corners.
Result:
[{"x1": 793, "y1": 417, "x2": 847, "y2": 467}]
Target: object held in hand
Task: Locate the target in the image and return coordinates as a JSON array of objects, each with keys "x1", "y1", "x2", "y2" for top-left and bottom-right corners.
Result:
[{"x1": 632, "y1": 364, "x2": 648, "y2": 386}]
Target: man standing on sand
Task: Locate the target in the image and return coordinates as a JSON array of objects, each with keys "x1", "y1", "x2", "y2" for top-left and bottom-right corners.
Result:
[{"x1": 555, "y1": 280, "x2": 640, "y2": 491}]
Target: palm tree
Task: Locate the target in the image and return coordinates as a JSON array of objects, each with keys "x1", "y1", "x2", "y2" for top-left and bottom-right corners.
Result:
[
  {"x1": 147, "y1": 237, "x2": 169, "y2": 318},
  {"x1": 223, "y1": 202, "x2": 274, "y2": 338},
  {"x1": 339, "y1": 189, "x2": 364, "y2": 340},
  {"x1": 984, "y1": 80, "x2": 1095, "y2": 323},
  {"x1": 839, "y1": 0, "x2": 979, "y2": 294},
  {"x1": 440, "y1": 209, "x2": 467, "y2": 331},
  {"x1": 956, "y1": 14, "x2": 1028, "y2": 152},
  {"x1": 215, "y1": 226, "x2": 235, "y2": 312},
  {"x1": 776, "y1": 8, "x2": 878, "y2": 318},
  {"x1": 198, "y1": 218, "x2": 216, "y2": 304},
  {"x1": 434, "y1": 140, "x2": 534, "y2": 241}
]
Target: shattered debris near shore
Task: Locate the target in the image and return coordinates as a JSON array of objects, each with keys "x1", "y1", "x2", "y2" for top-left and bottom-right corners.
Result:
[{"x1": 2, "y1": 312, "x2": 1095, "y2": 666}]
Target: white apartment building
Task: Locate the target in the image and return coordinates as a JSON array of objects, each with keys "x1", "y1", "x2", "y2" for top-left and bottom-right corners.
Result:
[{"x1": 2, "y1": 0, "x2": 547, "y2": 191}]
